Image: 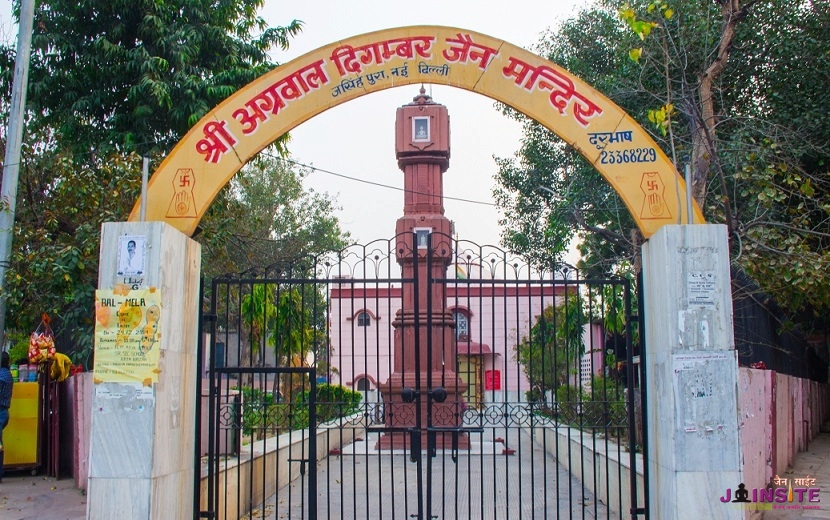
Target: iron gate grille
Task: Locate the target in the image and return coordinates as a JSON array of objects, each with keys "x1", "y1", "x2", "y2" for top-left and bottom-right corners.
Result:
[{"x1": 196, "y1": 233, "x2": 648, "y2": 519}]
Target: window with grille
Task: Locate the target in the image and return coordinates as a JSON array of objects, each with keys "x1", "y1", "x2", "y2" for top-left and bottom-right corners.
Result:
[{"x1": 454, "y1": 311, "x2": 469, "y2": 339}]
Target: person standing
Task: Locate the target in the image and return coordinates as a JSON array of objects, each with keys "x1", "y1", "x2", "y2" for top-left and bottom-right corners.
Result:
[{"x1": 0, "y1": 351, "x2": 13, "y2": 482}]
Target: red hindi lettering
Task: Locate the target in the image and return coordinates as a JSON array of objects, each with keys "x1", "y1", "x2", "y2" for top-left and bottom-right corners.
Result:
[
  {"x1": 233, "y1": 85, "x2": 286, "y2": 135},
  {"x1": 411, "y1": 36, "x2": 435, "y2": 59},
  {"x1": 358, "y1": 42, "x2": 391, "y2": 67},
  {"x1": 502, "y1": 57, "x2": 538, "y2": 89},
  {"x1": 195, "y1": 120, "x2": 237, "y2": 163},
  {"x1": 533, "y1": 65, "x2": 577, "y2": 113},
  {"x1": 277, "y1": 59, "x2": 329, "y2": 98},
  {"x1": 275, "y1": 74, "x2": 308, "y2": 101},
  {"x1": 443, "y1": 33, "x2": 498, "y2": 69},
  {"x1": 332, "y1": 38, "x2": 434, "y2": 77},
  {"x1": 443, "y1": 33, "x2": 472, "y2": 62},
  {"x1": 390, "y1": 38, "x2": 415, "y2": 59},
  {"x1": 503, "y1": 56, "x2": 602, "y2": 126},
  {"x1": 331, "y1": 45, "x2": 362, "y2": 76},
  {"x1": 333, "y1": 42, "x2": 394, "y2": 76},
  {"x1": 232, "y1": 60, "x2": 329, "y2": 135},
  {"x1": 296, "y1": 59, "x2": 329, "y2": 90},
  {"x1": 572, "y1": 94, "x2": 603, "y2": 126}
]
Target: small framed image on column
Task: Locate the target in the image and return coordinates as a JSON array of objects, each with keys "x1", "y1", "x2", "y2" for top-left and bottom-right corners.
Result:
[
  {"x1": 415, "y1": 228, "x2": 431, "y2": 249},
  {"x1": 413, "y1": 117, "x2": 430, "y2": 142}
]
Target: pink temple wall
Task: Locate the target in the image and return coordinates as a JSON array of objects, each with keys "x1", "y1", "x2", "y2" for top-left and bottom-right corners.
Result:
[
  {"x1": 328, "y1": 290, "x2": 396, "y2": 389},
  {"x1": 330, "y1": 285, "x2": 561, "y2": 398},
  {"x1": 61, "y1": 371, "x2": 93, "y2": 489}
]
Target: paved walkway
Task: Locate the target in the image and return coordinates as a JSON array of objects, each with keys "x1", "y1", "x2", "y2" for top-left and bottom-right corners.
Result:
[
  {"x1": 761, "y1": 424, "x2": 830, "y2": 520},
  {"x1": 0, "y1": 474, "x2": 86, "y2": 520},
  {"x1": 3, "y1": 426, "x2": 828, "y2": 519},
  {"x1": 249, "y1": 429, "x2": 618, "y2": 520}
]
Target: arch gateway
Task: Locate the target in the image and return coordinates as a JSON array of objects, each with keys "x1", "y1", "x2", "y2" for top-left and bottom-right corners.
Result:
[
  {"x1": 126, "y1": 25, "x2": 704, "y2": 234},
  {"x1": 91, "y1": 26, "x2": 743, "y2": 520}
]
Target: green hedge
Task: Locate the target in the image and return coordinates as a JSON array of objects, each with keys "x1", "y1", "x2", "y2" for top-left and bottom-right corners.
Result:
[
  {"x1": 553, "y1": 377, "x2": 627, "y2": 431},
  {"x1": 235, "y1": 384, "x2": 362, "y2": 437},
  {"x1": 294, "y1": 383, "x2": 362, "y2": 424}
]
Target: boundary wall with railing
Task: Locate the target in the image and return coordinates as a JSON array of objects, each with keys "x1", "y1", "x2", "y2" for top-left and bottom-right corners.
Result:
[
  {"x1": 529, "y1": 367, "x2": 830, "y2": 518},
  {"x1": 57, "y1": 368, "x2": 830, "y2": 519}
]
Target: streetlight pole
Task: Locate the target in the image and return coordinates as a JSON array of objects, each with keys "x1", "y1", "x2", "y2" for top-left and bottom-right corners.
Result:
[{"x1": 0, "y1": 0, "x2": 35, "y2": 339}]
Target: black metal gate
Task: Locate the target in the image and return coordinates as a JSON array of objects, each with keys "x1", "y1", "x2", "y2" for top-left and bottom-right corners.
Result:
[{"x1": 195, "y1": 233, "x2": 648, "y2": 519}]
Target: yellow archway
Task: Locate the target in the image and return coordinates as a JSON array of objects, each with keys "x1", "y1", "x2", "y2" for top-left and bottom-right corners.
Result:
[{"x1": 128, "y1": 26, "x2": 704, "y2": 237}]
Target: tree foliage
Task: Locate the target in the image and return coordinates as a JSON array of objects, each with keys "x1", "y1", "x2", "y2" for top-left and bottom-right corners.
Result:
[
  {"x1": 1, "y1": 141, "x2": 144, "y2": 364},
  {"x1": 515, "y1": 295, "x2": 586, "y2": 397},
  {"x1": 0, "y1": 1, "x2": 348, "y2": 367},
  {"x1": 198, "y1": 155, "x2": 349, "y2": 279},
  {"x1": 239, "y1": 285, "x2": 317, "y2": 402},
  {"x1": 494, "y1": 0, "x2": 830, "y2": 327},
  {"x1": 7, "y1": 0, "x2": 302, "y2": 155}
]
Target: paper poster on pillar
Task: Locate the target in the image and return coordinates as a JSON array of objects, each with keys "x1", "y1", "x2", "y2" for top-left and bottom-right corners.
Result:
[
  {"x1": 93, "y1": 288, "x2": 162, "y2": 385},
  {"x1": 671, "y1": 351, "x2": 739, "y2": 471}
]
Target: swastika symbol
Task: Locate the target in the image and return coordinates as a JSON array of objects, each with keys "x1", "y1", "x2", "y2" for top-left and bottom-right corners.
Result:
[
  {"x1": 166, "y1": 168, "x2": 197, "y2": 218},
  {"x1": 640, "y1": 172, "x2": 671, "y2": 220}
]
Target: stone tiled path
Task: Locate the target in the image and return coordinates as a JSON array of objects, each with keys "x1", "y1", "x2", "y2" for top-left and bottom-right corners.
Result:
[
  {"x1": 761, "y1": 424, "x2": 830, "y2": 520},
  {"x1": 0, "y1": 474, "x2": 86, "y2": 520},
  {"x1": 248, "y1": 429, "x2": 619, "y2": 519}
]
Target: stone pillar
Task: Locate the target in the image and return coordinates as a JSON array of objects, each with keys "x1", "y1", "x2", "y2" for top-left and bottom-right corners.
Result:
[
  {"x1": 376, "y1": 89, "x2": 468, "y2": 450},
  {"x1": 87, "y1": 222, "x2": 201, "y2": 520},
  {"x1": 642, "y1": 224, "x2": 742, "y2": 519}
]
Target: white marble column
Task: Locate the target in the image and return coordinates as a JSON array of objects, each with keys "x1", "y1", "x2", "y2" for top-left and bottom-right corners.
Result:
[
  {"x1": 87, "y1": 222, "x2": 201, "y2": 520},
  {"x1": 642, "y1": 225, "x2": 742, "y2": 519}
]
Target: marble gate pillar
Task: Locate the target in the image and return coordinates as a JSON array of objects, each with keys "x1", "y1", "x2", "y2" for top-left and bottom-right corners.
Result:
[
  {"x1": 87, "y1": 222, "x2": 201, "y2": 519},
  {"x1": 642, "y1": 224, "x2": 742, "y2": 519}
]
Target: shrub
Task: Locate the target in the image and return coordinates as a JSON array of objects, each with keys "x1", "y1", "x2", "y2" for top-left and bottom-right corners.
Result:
[
  {"x1": 553, "y1": 377, "x2": 626, "y2": 433},
  {"x1": 235, "y1": 383, "x2": 363, "y2": 437},
  {"x1": 294, "y1": 384, "x2": 362, "y2": 424},
  {"x1": 235, "y1": 386, "x2": 279, "y2": 437}
]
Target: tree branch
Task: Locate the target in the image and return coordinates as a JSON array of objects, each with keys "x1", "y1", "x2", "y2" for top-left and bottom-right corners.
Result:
[
  {"x1": 692, "y1": 0, "x2": 753, "y2": 205},
  {"x1": 571, "y1": 208, "x2": 630, "y2": 248}
]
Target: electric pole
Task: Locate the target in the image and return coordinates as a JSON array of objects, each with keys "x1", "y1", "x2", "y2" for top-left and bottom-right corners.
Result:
[{"x1": 0, "y1": 0, "x2": 35, "y2": 340}]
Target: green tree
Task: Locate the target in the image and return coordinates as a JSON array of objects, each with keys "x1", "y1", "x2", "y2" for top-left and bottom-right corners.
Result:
[
  {"x1": 4, "y1": 0, "x2": 301, "y2": 156},
  {"x1": 239, "y1": 283, "x2": 276, "y2": 366},
  {"x1": 0, "y1": 141, "x2": 144, "y2": 365},
  {"x1": 198, "y1": 155, "x2": 349, "y2": 279},
  {"x1": 0, "y1": 1, "x2": 313, "y2": 365},
  {"x1": 494, "y1": 6, "x2": 642, "y2": 277},
  {"x1": 515, "y1": 294, "x2": 586, "y2": 399},
  {"x1": 203, "y1": 155, "x2": 348, "y2": 383},
  {"x1": 239, "y1": 285, "x2": 314, "y2": 402},
  {"x1": 495, "y1": 0, "x2": 830, "y2": 327}
]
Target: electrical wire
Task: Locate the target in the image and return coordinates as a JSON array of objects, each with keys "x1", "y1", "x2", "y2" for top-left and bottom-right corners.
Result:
[
  {"x1": 259, "y1": 150, "x2": 497, "y2": 207},
  {"x1": 263, "y1": 152, "x2": 630, "y2": 213}
]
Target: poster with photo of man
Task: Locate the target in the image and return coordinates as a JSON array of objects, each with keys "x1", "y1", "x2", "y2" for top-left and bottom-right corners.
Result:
[{"x1": 117, "y1": 235, "x2": 147, "y2": 276}]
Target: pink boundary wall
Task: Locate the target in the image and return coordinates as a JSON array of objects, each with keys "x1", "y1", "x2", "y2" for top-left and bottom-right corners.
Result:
[
  {"x1": 61, "y1": 371, "x2": 94, "y2": 489},
  {"x1": 739, "y1": 367, "x2": 830, "y2": 518}
]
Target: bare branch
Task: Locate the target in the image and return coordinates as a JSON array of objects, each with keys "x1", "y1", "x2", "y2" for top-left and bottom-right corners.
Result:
[{"x1": 571, "y1": 208, "x2": 630, "y2": 248}]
